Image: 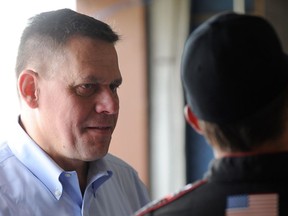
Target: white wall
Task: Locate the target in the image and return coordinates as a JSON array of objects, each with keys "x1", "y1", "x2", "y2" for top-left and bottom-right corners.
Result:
[
  {"x1": 149, "y1": 0, "x2": 190, "y2": 200},
  {"x1": 0, "y1": 1, "x2": 75, "y2": 140}
]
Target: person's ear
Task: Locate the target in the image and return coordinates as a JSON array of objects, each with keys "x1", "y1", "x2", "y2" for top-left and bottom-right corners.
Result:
[
  {"x1": 18, "y1": 70, "x2": 39, "y2": 108},
  {"x1": 184, "y1": 105, "x2": 204, "y2": 135}
]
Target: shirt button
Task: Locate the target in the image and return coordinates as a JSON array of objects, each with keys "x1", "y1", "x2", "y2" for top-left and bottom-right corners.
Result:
[
  {"x1": 55, "y1": 189, "x2": 62, "y2": 198},
  {"x1": 65, "y1": 173, "x2": 71, "y2": 178}
]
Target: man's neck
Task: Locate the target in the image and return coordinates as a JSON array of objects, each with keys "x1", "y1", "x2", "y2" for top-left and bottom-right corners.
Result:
[{"x1": 54, "y1": 158, "x2": 89, "y2": 195}]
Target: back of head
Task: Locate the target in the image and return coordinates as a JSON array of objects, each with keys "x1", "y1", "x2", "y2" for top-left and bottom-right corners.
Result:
[
  {"x1": 181, "y1": 12, "x2": 288, "y2": 151},
  {"x1": 16, "y1": 8, "x2": 119, "y2": 78}
]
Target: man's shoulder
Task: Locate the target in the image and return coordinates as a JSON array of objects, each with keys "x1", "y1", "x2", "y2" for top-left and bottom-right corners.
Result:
[
  {"x1": 98, "y1": 153, "x2": 149, "y2": 190},
  {"x1": 103, "y1": 153, "x2": 136, "y2": 171},
  {"x1": 134, "y1": 180, "x2": 207, "y2": 216}
]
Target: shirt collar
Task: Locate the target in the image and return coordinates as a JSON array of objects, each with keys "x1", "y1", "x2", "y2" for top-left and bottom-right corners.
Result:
[
  {"x1": 7, "y1": 117, "x2": 113, "y2": 199},
  {"x1": 7, "y1": 118, "x2": 63, "y2": 200},
  {"x1": 87, "y1": 158, "x2": 113, "y2": 192}
]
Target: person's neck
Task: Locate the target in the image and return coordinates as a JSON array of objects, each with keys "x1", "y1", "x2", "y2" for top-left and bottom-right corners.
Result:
[
  {"x1": 214, "y1": 135, "x2": 288, "y2": 159},
  {"x1": 19, "y1": 115, "x2": 89, "y2": 194},
  {"x1": 55, "y1": 159, "x2": 89, "y2": 195},
  {"x1": 77, "y1": 163, "x2": 89, "y2": 195}
]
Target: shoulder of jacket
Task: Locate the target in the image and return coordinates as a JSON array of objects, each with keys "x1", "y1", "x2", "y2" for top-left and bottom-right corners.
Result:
[{"x1": 134, "y1": 180, "x2": 207, "y2": 216}]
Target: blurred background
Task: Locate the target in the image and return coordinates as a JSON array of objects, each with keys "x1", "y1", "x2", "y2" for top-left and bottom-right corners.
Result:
[{"x1": 0, "y1": 0, "x2": 287, "y2": 200}]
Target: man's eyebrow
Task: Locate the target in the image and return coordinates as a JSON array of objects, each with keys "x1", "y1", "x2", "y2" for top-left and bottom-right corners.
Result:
[
  {"x1": 79, "y1": 75, "x2": 100, "y2": 83},
  {"x1": 78, "y1": 75, "x2": 122, "y2": 84}
]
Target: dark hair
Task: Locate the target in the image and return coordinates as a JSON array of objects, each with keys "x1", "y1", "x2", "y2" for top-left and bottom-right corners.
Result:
[
  {"x1": 181, "y1": 12, "x2": 288, "y2": 124},
  {"x1": 201, "y1": 87, "x2": 288, "y2": 151},
  {"x1": 181, "y1": 12, "x2": 288, "y2": 151},
  {"x1": 16, "y1": 8, "x2": 119, "y2": 77}
]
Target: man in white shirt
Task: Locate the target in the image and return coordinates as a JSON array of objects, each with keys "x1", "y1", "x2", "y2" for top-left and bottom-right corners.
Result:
[{"x1": 0, "y1": 8, "x2": 149, "y2": 216}]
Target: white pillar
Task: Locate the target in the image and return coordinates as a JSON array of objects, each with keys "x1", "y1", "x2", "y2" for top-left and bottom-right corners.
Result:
[{"x1": 149, "y1": 0, "x2": 190, "y2": 200}]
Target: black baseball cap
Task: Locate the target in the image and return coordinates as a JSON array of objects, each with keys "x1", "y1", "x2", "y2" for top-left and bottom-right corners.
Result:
[{"x1": 181, "y1": 12, "x2": 288, "y2": 124}]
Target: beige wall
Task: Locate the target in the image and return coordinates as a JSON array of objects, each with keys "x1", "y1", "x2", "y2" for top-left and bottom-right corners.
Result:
[{"x1": 77, "y1": 0, "x2": 149, "y2": 187}]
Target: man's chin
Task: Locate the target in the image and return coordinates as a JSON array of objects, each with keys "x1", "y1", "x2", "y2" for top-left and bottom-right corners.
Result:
[{"x1": 82, "y1": 148, "x2": 109, "y2": 162}]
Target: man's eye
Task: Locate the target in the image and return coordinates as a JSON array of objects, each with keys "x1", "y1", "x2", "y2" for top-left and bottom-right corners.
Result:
[
  {"x1": 74, "y1": 84, "x2": 97, "y2": 97},
  {"x1": 110, "y1": 79, "x2": 122, "y2": 93},
  {"x1": 110, "y1": 84, "x2": 120, "y2": 93}
]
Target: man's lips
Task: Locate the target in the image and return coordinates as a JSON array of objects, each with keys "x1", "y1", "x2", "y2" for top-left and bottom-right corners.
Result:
[
  {"x1": 82, "y1": 117, "x2": 116, "y2": 132},
  {"x1": 85, "y1": 125, "x2": 113, "y2": 132}
]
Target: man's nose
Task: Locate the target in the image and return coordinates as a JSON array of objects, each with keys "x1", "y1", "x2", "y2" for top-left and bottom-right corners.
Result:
[{"x1": 94, "y1": 89, "x2": 119, "y2": 114}]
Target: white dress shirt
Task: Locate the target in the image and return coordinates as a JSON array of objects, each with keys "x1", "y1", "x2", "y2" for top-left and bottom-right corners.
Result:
[{"x1": 0, "y1": 119, "x2": 150, "y2": 216}]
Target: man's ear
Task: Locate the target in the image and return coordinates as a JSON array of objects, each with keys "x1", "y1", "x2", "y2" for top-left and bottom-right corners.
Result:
[
  {"x1": 184, "y1": 105, "x2": 204, "y2": 135},
  {"x1": 18, "y1": 70, "x2": 39, "y2": 108}
]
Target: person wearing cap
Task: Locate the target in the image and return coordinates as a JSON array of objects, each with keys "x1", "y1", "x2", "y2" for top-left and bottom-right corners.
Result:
[
  {"x1": 0, "y1": 8, "x2": 150, "y2": 215},
  {"x1": 134, "y1": 12, "x2": 288, "y2": 216}
]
